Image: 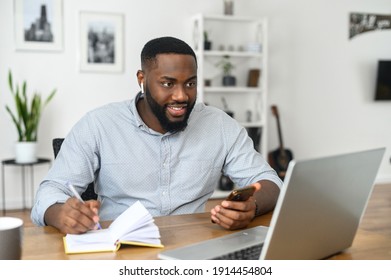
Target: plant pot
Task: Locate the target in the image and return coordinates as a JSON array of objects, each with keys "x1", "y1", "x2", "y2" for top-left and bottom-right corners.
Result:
[
  {"x1": 222, "y1": 75, "x2": 236, "y2": 86},
  {"x1": 204, "y1": 41, "x2": 212, "y2": 50},
  {"x1": 15, "y1": 142, "x2": 37, "y2": 163}
]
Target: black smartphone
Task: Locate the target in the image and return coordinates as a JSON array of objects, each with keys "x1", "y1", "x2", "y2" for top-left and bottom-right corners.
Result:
[{"x1": 226, "y1": 186, "x2": 256, "y2": 201}]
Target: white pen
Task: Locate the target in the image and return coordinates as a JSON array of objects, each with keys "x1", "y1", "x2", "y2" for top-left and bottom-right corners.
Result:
[{"x1": 66, "y1": 182, "x2": 102, "y2": 230}]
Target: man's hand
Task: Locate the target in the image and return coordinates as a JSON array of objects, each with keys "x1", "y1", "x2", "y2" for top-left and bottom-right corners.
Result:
[
  {"x1": 210, "y1": 180, "x2": 280, "y2": 230},
  {"x1": 210, "y1": 182, "x2": 261, "y2": 230},
  {"x1": 44, "y1": 198, "x2": 101, "y2": 234},
  {"x1": 210, "y1": 196, "x2": 257, "y2": 230}
]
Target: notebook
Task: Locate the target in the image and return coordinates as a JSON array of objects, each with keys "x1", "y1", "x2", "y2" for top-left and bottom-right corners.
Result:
[
  {"x1": 158, "y1": 147, "x2": 385, "y2": 260},
  {"x1": 63, "y1": 201, "x2": 163, "y2": 254}
]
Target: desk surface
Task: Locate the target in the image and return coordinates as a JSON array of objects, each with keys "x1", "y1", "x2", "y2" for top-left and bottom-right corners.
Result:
[{"x1": 22, "y1": 184, "x2": 391, "y2": 260}]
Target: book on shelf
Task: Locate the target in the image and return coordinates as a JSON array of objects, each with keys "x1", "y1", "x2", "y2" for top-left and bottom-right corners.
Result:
[{"x1": 63, "y1": 201, "x2": 163, "y2": 254}]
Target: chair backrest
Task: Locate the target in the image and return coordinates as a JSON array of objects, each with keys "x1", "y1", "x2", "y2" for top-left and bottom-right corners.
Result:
[
  {"x1": 52, "y1": 138, "x2": 64, "y2": 159},
  {"x1": 52, "y1": 138, "x2": 97, "y2": 201}
]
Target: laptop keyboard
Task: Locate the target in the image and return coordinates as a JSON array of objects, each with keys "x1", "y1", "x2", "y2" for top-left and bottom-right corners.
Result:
[{"x1": 212, "y1": 244, "x2": 263, "y2": 260}]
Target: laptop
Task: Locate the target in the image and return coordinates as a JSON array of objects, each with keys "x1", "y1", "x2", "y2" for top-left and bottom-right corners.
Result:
[{"x1": 158, "y1": 147, "x2": 385, "y2": 260}]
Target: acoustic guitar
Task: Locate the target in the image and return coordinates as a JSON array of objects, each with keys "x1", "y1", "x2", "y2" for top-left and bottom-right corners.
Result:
[{"x1": 268, "y1": 105, "x2": 293, "y2": 180}]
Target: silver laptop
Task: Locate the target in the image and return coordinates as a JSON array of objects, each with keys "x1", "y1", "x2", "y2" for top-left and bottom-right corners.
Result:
[{"x1": 158, "y1": 147, "x2": 385, "y2": 260}]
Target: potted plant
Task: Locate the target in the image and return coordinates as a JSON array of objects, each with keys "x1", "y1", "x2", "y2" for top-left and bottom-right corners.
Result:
[
  {"x1": 203, "y1": 31, "x2": 212, "y2": 50},
  {"x1": 216, "y1": 55, "x2": 236, "y2": 86},
  {"x1": 5, "y1": 70, "x2": 56, "y2": 163}
]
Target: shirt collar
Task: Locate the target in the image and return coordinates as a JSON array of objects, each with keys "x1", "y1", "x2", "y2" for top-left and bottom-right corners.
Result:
[
  {"x1": 131, "y1": 91, "x2": 170, "y2": 136},
  {"x1": 130, "y1": 91, "x2": 145, "y2": 129}
]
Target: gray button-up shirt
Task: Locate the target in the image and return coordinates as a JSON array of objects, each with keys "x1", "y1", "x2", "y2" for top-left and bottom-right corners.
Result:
[{"x1": 31, "y1": 93, "x2": 282, "y2": 226}]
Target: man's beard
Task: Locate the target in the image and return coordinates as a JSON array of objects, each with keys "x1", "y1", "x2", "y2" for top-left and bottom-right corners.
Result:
[{"x1": 144, "y1": 84, "x2": 195, "y2": 133}]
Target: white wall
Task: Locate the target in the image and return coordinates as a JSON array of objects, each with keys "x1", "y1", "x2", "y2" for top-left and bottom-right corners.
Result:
[
  {"x1": 256, "y1": 0, "x2": 391, "y2": 182},
  {"x1": 1, "y1": 0, "x2": 390, "y2": 210}
]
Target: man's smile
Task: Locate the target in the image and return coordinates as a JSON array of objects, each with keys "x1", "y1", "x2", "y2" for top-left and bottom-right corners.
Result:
[{"x1": 166, "y1": 104, "x2": 188, "y2": 118}]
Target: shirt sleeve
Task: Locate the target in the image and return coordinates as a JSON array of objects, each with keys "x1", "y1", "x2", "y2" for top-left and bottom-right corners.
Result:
[
  {"x1": 221, "y1": 117, "x2": 283, "y2": 189},
  {"x1": 31, "y1": 113, "x2": 100, "y2": 226}
]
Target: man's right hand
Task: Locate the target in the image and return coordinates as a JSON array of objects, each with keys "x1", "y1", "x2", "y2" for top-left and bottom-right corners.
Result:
[{"x1": 44, "y1": 198, "x2": 101, "y2": 234}]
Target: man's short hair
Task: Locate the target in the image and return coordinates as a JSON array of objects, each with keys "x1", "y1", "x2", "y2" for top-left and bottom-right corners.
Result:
[{"x1": 141, "y1": 36, "x2": 197, "y2": 70}]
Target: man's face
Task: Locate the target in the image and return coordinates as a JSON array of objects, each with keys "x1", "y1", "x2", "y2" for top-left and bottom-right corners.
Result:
[{"x1": 143, "y1": 54, "x2": 197, "y2": 133}]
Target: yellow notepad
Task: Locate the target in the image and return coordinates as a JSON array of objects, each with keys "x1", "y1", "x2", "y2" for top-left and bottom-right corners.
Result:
[{"x1": 63, "y1": 201, "x2": 164, "y2": 254}]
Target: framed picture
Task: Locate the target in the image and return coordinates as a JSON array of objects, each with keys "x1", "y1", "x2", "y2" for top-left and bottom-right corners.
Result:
[
  {"x1": 79, "y1": 12, "x2": 124, "y2": 73},
  {"x1": 349, "y1": 12, "x2": 391, "y2": 39},
  {"x1": 14, "y1": 0, "x2": 63, "y2": 51}
]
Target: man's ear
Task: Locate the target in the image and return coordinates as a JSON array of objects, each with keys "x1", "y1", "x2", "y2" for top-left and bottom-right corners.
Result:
[{"x1": 136, "y1": 70, "x2": 145, "y2": 92}]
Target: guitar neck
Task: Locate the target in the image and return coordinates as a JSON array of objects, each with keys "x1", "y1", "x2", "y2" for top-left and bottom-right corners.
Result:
[
  {"x1": 276, "y1": 117, "x2": 285, "y2": 148},
  {"x1": 272, "y1": 105, "x2": 286, "y2": 156}
]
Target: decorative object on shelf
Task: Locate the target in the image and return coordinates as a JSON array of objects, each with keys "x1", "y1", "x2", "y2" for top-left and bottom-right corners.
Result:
[
  {"x1": 80, "y1": 12, "x2": 124, "y2": 73},
  {"x1": 216, "y1": 55, "x2": 236, "y2": 86},
  {"x1": 204, "y1": 79, "x2": 211, "y2": 87},
  {"x1": 14, "y1": 0, "x2": 63, "y2": 51},
  {"x1": 4, "y1": 70, "x2": 56, "y2": 163},
  {"x1": 246, "y1": 110, "x2": 252, "y2": 122},
  {"x1": 221, "y1": 97, "x2": 234, "y2": 118},
  {"x1": 349, "y1": 13, "x2": 391, "y2": 39},
  {"x1": 247, "y1": 69, "x2": 261, "y2": 87},
  {"x1": 223, "y1": 0, "x2": 234, "y2": 16},
  {"x1": 203, "y1": 31, "x2": 212, "y2": 50},
  {"x1": 246, "y1": 42, "x2": 262, "y2": 52}
]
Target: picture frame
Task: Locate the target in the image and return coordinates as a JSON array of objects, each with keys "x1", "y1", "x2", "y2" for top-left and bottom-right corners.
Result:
[
  {"x1": 349, "y1": 12, "x2": 391, "y2": 39},
  {"x1": 14, "y1": 0, "x2": 63, "y2": 51},
  {"x1": 79, "y1": 12, "x2": 124, "y2": 73}
]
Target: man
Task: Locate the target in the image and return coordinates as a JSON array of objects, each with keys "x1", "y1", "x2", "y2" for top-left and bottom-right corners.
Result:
[{"x1": 31, "y1": 36, "x2": 282, "y2": 234}]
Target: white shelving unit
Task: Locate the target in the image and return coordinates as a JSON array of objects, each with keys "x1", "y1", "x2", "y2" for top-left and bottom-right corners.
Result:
[
  {"x1": 192, "y1": 14, "x2": 269, "y2": 198},
  {"x1": 192, "y1": 14, "x2": 268, "y2": 156}
]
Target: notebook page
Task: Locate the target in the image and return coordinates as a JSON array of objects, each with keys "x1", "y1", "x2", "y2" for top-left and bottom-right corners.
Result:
[{"x1": 108, "y1": 201, "x2": 153, "y2": 242}]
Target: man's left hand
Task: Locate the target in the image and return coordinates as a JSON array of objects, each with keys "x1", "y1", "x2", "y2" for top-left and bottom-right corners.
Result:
[{"x1": 210, "y1": 196, "x2": 257, "y2": 230}]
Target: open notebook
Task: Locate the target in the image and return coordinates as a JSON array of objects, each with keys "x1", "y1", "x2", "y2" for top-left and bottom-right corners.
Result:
[
  {"x1": 63, "y1": 201, "x2": 163, "y2": 254},
  {"x1": 158, "y1": 147, "x2": 385, "y2": 260}
]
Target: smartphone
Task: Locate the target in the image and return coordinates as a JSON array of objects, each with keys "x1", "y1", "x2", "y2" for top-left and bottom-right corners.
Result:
[{"x1": 226, "y1": 186, "x2": 256, "y2": 201}]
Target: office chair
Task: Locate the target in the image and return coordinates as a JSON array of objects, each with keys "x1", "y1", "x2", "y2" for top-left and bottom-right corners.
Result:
[{"x1": 52, "y1": 138, "x2": 97, "y2": 201}]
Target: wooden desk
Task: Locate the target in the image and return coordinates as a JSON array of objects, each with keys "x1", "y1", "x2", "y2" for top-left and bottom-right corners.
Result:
[{"x1": 22, "y1": 184, "x2": 391, "y2": 260}]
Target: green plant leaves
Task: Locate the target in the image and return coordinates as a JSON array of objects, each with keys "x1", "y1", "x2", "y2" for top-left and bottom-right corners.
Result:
[
  {"x1": 216, "y1": 55, "x2": 234, "y2": 76},
  {"x1": 5, "y1": 70, "x2": 56, "y2": 142}
]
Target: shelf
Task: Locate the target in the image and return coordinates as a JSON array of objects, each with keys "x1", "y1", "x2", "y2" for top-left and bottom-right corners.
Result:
[
  {"x1": 239, "y1": 121, "x2": 265, "y2": 128},
  {"x1": 198, "y1": 14, "x2": 263, "y2": 23},
  {"x1": 204, "y1": 86, "x2": 261, "y2": 93},
  {"x1": 193, "y1": 13, "x2": 268, "y2": 158},
  {"x1": 202, "y1": 50, "x2": 262, "y2": 58}
]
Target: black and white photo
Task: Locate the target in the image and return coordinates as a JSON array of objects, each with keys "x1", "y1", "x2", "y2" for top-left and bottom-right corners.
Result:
[
  {"x1": 349, "y1": 12, "x2": 391, "y2": 39},
  {"x1": 14, "y1": 0, "x2": 63, "y2": 50},
  {"x1": 87, "y1": 22, "x2": 115, "y2": 64},
  {"x1": 80, "y1": 12, "x2": 124, "y2": 73}
]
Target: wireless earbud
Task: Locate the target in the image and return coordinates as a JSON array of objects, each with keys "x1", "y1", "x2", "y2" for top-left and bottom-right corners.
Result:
[{"x1": 141, "y1": 83, "x2": 144, "y2": 94}]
